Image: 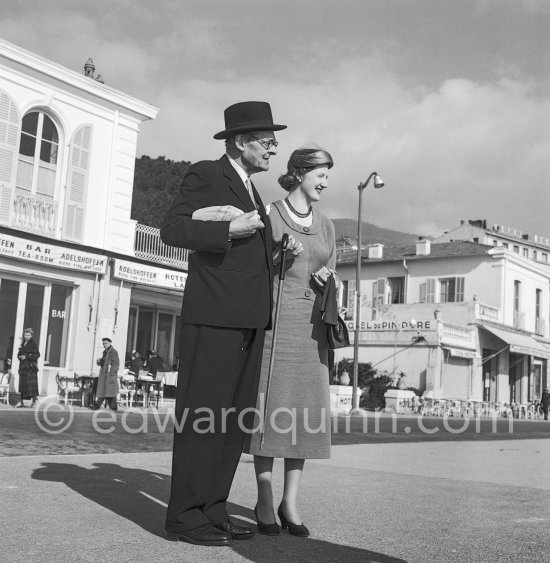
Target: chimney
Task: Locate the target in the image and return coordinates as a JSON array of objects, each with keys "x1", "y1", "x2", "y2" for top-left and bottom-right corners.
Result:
[
  {"x1": 416, "y1": 237, "x2": 431, "y2": 256},
  {"x1": 367, "y1": 243, "x2": 384, "y2": 259}
]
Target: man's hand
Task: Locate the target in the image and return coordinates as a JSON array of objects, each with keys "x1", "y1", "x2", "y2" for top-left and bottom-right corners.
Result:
[{"x1": 228, "y1": 211, "x2": 265, "y2": 239}]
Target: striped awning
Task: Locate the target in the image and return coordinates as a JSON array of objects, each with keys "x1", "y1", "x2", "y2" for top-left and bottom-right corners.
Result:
[{"x1": 481, "y1": 325, "x2": 550, "y2": 359}]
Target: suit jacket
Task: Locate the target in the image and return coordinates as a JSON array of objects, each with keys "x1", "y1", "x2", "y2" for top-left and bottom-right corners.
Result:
[{"x1": 161, "y1": 155, "x2": 274, "y2": 329}]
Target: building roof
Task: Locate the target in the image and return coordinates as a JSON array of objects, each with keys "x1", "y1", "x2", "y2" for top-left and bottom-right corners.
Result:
[
  {"x1": 337, "y1": 241, "x2": 493, "y2": 265},
  {"x1": 0, "y1": 37, "x2": 158, "y2": 120}
]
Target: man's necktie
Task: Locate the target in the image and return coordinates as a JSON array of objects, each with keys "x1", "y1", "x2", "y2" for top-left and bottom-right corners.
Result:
[{"x1": 245, "y1": 177, "x2": 258, "y2": 209}]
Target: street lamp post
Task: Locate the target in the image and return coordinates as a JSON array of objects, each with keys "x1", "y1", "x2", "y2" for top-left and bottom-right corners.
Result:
[{"x1": 351, "y1": 172, "x2": 384, "y2": 414}]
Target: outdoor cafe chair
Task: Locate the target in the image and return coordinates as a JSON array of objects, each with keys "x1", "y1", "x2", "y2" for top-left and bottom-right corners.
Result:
[
  {"x1": 118, "y1": 374, "x2": 136, "y2": 408},
  {"x1": 56, "y1": 373, "x2": 82, "y2": 406},
  {"x1": 0, "y1": 371, "x2": 11, "y2": 405},
  {"x1": 432, "y1": 399, "x2": 446, "y2": 417},
  {"x1": 145, "y1": 373, "x2": 164, "y2": 408},
  {"x1": 446, "y1": 400, "x2": 462, "y2": 418},
  {"x1": 420, "y1": 397, "x2": 434, "y2": 416},
  {"x1": 459, "y1": 401, "x2": 473, "y2": 418}
]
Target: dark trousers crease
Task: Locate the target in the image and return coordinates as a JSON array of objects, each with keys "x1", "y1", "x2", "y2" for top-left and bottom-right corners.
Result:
[{"x1": 166, "y1": 324, "x2": 265, "y2": 532}]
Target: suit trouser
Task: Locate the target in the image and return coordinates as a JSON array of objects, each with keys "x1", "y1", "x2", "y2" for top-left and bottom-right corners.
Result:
[{"x1": 165, "y1": 324, "x2": 265, "y2": 532}]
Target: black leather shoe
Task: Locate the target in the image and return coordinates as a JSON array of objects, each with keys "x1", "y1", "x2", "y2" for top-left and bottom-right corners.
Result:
[
  {"x1": 254, "y1": 506, "x2": 280, "y2": 536},
  {"x1": 166, "y1": 523, "x2": 231, "y2": 546},
  {"x1": 278, "y1": 504, "x2": 309, "y2": 537},
  {"x1": 214, "y1": 519, "x2": 255, "y2": 540}
]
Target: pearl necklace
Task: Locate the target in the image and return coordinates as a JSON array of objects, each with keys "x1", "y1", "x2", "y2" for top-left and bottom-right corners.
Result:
[{"x1": 284, "y1": 197, "x2": 312, "y2": 218}]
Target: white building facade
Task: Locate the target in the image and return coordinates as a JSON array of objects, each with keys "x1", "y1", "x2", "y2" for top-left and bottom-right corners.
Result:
[
  {"x1": 336, "y1": 239, "x2": 550, "y2": 404},
  {"x1": 0, "y1": 38, "x2": 187, "y2": 397}
]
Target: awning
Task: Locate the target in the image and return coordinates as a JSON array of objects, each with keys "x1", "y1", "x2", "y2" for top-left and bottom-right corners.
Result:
[
  {"x1": 481, "y1": 325, "x2": 550, "y2": 359},
  {"x1": 442, "y1": 347, "x2": 478, "y2": 359}
]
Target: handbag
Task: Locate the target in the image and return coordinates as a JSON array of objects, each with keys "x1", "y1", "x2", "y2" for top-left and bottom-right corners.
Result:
[
  {"x1": 327, "y1": 315, "x2": 350, "y2": 349},
  {"x1": 320, "y1": 274, "x2": 351, "y2": 350}
]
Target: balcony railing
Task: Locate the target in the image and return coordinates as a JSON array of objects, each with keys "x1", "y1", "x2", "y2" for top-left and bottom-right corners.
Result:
[
  {"x1": 439, "y1": 322, "x2": 475, "y2": 348},
  {"x1": 535, "y1": 318, "x2": 546, "y2": 336},
  {"x1": 474, "y1": 302, "x2": 501, "y2": 323},
  {"x1": 134, "y1": 223, "x2": 188, "y2": 270},
  {"x1": 12, "y1": 193, "x2": 58, "y2": 237},
  {"x1": 513, "y1": 311, "x2": 525, "y2": 330}
]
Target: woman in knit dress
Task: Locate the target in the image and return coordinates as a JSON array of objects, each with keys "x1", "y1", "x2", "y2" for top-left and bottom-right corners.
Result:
[
  {"x1": 14, "y1": 328, "x2": 40, "y2": 408},
  {"x1": 244, "y1": 144, "x2": 337, "y2": 537}
]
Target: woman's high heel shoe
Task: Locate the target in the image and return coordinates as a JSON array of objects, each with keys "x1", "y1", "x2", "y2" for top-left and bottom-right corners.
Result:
[
  {"x1": 254, "y1": 506, "x2": 280, "y2": 536},
  {"x1": 277, "y1": 504, "x2": 310, "y2": 537}
]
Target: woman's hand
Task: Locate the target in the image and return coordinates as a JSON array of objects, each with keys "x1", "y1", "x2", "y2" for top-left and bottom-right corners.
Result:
[
  {"x1": 287, "y1": 235, "x2": 303, "y2": 257},
  {"x1": 273, "y1": 235, "x2": 303, "y2": 263},
  {"x1": 311, "y1": 266, "x2": 332, "y2": 289}
]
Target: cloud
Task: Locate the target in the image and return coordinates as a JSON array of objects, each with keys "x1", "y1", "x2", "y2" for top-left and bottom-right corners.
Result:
[
  {"x1": 137, "y1": 52, "x2": 550, "y2": 240},
  {"x1": 2, "y1": 1, "x2": 550, "y2": 240}
]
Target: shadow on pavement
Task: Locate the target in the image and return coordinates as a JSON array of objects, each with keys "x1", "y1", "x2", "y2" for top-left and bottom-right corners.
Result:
[{"x1": 31, "y1": 462, "x2": 404, "y2": 562}]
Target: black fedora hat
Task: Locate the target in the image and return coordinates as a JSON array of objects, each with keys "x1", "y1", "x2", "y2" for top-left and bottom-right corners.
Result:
[{"x1": 213, "y1": 101, "x2": 287, "y2": 140}]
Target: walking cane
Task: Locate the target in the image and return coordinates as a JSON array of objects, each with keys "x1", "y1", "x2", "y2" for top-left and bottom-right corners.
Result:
[{"x1": 260, "y1": 233, "x2": 289, "y2": 449}]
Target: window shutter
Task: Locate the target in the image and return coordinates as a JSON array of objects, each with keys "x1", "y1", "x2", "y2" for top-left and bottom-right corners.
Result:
[
  {"x1": 419, "y1": 282, "x2": 427, "y2": 303},
  {"x1": 426, "y1": 278, "x2": 436, "y2": 303},
  {"x1": 63, "y1": 124, "x2": 92, "y2": 241},
  {"x1": 0, "y1": 90, "x2": 20, "y2": 224},
  {"x1": 456, "y1": 277, "x2": 465, "y2": 302},
  {"x1": 377, "y1": 278, "x2": 387, "y2": 304}
]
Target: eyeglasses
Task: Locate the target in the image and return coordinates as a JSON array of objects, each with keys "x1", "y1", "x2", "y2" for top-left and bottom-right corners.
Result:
[{"x1": 247, "y1": 135, "x2": 278, "y2": 151}]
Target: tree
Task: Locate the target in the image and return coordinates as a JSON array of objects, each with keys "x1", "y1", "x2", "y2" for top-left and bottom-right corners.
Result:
[
  {"x1": 131, "y1": 155, "x2": 191, "y2": 228},
  {"x1": 335, "y1": 358, "x2": 392, "y2": 411}
]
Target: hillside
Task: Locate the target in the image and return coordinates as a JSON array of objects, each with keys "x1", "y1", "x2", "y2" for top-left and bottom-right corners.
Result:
[
  {"x1": 131, "y1": 155, "x2": 190, "y2": 228},
  {"x1": 332, "y1": 218, "x2": 419, "y2": 246},
  {"x1": 131, "y1": 156, "x2": 419, "y2": 244}
]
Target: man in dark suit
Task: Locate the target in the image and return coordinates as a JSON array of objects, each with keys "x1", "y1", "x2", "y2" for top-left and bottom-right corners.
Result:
[{"x1": 161, "y1": 101, "x2": 286, "y2": 546}]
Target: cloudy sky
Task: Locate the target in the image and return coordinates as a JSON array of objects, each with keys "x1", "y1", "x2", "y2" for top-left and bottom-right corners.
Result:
[{"x1": 3, "y1": 0, "x2": 550, "y2": 238}]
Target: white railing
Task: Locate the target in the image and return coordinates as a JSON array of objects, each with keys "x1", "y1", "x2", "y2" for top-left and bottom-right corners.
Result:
[
  {"x1": 12, "y1": 194, "x2": 58, "y2": 237},
  {"x1": 475, "y1": 302, "x2": 500, "y2": 323},
  {"x1": 535, "y1": 318, "x2": 546, "y2": 336},
  {"x1": 439, "y1": 322, "x2": 475, "y2": 348},
  {"x1": 134, "y1": 223, "x2": 188, "y2": 270},
  {"x1": 513, "y1": 311, "x2": 525, "y2": 330}
]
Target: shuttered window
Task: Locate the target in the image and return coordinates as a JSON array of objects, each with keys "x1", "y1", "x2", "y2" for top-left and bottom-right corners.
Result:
[
  {"x1": 419, "y1": 278, "x2": 437, "y2": 303},
  {"x1": 62, "y1": 124, "x2": 92, "y2": 241},
  {"x1": 0, "y1": 90, "x2": 20, "y2": 223},
  {"x1": 16, "y1": 111, "x2": 59, "y2": 199}
]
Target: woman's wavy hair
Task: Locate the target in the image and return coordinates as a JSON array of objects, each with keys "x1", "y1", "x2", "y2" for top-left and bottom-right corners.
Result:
[{"x1": 278, "y1": 143, "x2": 333, "y2": 192}]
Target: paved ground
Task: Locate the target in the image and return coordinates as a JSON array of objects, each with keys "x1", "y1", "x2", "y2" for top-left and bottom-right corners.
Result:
[
  {"x1": 1, "y1": 401, "x2": 550, "y2": 562},
  {"x1": 1, "y1": 398, "x2": 548, "y2": 457}
]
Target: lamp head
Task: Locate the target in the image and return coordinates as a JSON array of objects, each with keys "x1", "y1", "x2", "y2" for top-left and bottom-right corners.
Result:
[{"x1": 374, "y1": 174, "x2": 384, "y2": 189}]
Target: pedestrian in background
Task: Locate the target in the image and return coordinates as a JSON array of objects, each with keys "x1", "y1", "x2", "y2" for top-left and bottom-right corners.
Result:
[
  {"x1": 91, "y1": 337, "x2": 119, "y2": 411},
  {"x1": 127, "y1": 350, "x2": 144, "y2": 378},
  {"x1": 541, "y1": 388, "x2": 549, "y2": 421},
  {"x1": 14, "y1": 328, "x2": 40, "y2": 408}
]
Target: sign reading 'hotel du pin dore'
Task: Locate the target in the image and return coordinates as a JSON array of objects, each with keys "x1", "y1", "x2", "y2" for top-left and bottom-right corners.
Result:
[
  {"x1": 113, "y1": 259, "x2": 187, "y2": 291},
  {"x1": 364, "y1": 319, "x2": 433, "y2": 331},
  {"x1": 0, "y1": 232, "x2": 107, "y2": 274}
]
